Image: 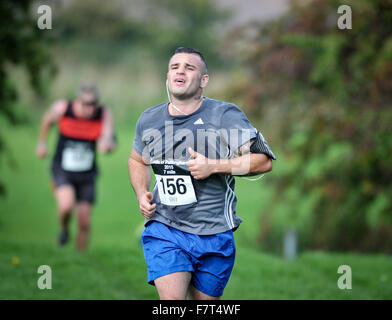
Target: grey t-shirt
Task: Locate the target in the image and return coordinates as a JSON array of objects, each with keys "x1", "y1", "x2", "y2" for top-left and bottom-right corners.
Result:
[{"x1": 132, "y1": 97, "x2": 275, "y2": 235}]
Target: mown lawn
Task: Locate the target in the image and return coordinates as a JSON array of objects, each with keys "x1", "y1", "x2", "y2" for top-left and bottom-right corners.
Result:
[{"x1": 0, "y1": 125, "x2": 391, "y2": 300}]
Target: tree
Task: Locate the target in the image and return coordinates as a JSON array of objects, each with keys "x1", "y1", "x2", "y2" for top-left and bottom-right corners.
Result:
[
  {"x1": 0, "y1": 0, "x2": 55, "y2": 195},
  {"x1": 145, "y1": 0, "x2": 229, "y2": 69},
  {"x1": 224, "y1": 0, "x2": 392, "y2": 253}
]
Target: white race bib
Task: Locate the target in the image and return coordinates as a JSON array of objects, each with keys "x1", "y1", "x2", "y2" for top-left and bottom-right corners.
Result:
[
  {"x1": 152, "y1": 163, "x2": 197, "y2": 206},
  {"x1": 61, "y1": 141, "x2": 94, "y2": 172}
]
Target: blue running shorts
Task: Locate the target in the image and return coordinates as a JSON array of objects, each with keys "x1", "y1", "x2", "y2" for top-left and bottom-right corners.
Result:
[{"x1": 141, "y1": 221, "x2": 236, "y2": 297}]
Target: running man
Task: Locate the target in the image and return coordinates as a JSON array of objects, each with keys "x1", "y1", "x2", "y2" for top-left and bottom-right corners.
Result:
[
  {"x1": 36, "y1": 83, "x2": 116, "y2": 251},
  {"x1": 128, "y1": 47, "x2": 276, "y2": 299}
]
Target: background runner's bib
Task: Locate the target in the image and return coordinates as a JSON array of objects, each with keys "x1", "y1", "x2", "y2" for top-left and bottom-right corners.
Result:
[
  {"x1": 61, "y1": 141, "x2": 94, "y2": 172},
  {"x1": 53, "y1": 101, "x2": 104, "y2": 173},
  {"x1": 152, "y1": 163, "x2": 197, "y2": 206}
]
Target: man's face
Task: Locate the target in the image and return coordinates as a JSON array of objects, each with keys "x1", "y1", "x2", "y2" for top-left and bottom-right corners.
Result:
[
  {"x1": 80, "y1": 92, "x2": 97, "y2": 107},
  {"x1": 167, "y1": 53, "x2": 208, "y2": 100}
]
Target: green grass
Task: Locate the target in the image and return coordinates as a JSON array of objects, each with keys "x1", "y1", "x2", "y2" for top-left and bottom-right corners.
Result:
[{"x1": 0, "y1": 124, "x2": 391, "y2": 300}]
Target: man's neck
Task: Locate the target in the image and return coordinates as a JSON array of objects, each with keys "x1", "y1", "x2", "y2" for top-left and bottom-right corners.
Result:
[{"x1": 170, "y1": 94, "x2": 204, "y2": 115}]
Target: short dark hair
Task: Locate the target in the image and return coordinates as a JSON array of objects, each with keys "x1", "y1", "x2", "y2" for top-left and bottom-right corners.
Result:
[
  {"x1": 78, "y1": 82, "x2": 99, "y2": 104},
  {"x1": 171, "y1": 47, "x2": 208, "y2": 74}
]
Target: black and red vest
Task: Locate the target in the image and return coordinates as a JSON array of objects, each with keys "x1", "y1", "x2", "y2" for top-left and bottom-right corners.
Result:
[{"x1": 53, "y1": 101, "x2": 104, "y2": 173}]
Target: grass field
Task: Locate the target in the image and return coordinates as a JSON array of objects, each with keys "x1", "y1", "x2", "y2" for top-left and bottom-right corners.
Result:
[{"x1": 0, "y1": 124, "x2": 391, "y2": 300}]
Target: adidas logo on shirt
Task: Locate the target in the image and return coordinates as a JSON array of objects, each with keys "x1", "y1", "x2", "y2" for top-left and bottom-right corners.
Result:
[{"x1": 193, "y1": 118, "x2": 204, "y2": 125}]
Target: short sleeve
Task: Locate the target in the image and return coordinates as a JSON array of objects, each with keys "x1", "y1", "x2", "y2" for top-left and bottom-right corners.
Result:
[
  {"x1": 220, "y1": 104, "x2": 258, "y2": 156},
  {"x1": 220, "y1": 104, "x2": 276, "y2": 160},
  {"x1": 132, "y1": 115, "x2": 144, "y2": 156}
]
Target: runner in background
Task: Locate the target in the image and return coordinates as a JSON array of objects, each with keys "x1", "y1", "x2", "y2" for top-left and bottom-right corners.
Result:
[{"x1": 36, "y1": 83, "x2": 116, "y2": 251}]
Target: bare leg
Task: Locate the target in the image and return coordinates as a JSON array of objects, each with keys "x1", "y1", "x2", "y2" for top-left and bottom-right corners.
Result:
[
  {"x1": 187, "y1": 284, "x2": 220, "y2": 300},
  {"x1": 54, "y1": 185, "x2": 75, "y2": 243},
  {"x1": 76, "y1": 201, "x2": 92, "y2": 251},
  {"x1": 154, "y1": 271, "x2": 192, "y2": 300}
]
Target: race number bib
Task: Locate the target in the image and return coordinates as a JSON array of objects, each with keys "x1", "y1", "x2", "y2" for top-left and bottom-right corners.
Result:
[
  {"x1": 61, "y1": 141, "x2": 94, "y2": 172},
  {"x1": 152, "y1": 163, "x2": 197, "y2": 206}
]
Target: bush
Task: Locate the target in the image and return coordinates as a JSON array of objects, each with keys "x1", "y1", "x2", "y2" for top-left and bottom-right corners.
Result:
[{"x1": 224, "y1": 0, "x2": 392, "y2": 253}]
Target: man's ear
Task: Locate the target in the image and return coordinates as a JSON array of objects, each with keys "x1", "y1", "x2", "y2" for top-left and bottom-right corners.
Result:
[{"x1": 200, "y1": 74, "x2": 209, "y2": 89}]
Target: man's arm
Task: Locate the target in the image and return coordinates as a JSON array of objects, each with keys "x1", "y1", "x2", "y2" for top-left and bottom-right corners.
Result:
[
  {"x1": 36, "y1": 100, "x2": 67, "y2": 158},
  {"x1": 128, "y1": 149, "x2": 156, "y2": 218},
  {"x1": 97, "y1": 108, "x2": 116, "y2": 153},
  {"x1": 214, "y1": 153, "x2": 272, "y2": 176},
  {"x1": 221, "y1": 140, "x2": 273, "y2": 176},
  {"x1": 187, "y1": 142, "x2": 272, "y2": 180}
]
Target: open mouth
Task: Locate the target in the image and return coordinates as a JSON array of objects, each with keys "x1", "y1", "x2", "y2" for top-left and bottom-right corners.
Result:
[{"x1": 174, "y1": 78, "x2": 186, "y2": 86}]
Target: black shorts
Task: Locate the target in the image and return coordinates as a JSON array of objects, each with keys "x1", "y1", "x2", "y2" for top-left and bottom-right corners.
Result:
[{"x1": 51, "y1": 163, "x2": 97, "y2": 204}]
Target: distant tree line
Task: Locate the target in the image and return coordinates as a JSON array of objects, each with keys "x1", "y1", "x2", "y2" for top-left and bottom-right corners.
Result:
[{"x1": 53, "y1": 0, "x2": 228, "y2": 69}]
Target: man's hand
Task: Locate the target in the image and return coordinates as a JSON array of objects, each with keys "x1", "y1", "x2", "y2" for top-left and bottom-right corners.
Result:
[
  {"x1": 187, "y1": 147, "x2": 214, "y2": 180},
  {"x1": 36, "y1": 141, "x2": 47, "y2": 158},
  {"x1": 138, "y1": 191, "x2": 156, "y2": 218}
]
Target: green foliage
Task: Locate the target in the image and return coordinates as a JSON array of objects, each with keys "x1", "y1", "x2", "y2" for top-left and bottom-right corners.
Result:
[
  {"x1": 0, "y1": 0, "x2": 55, "y2": 195},
  {"x1": 145, "y1": 0, "x2": 229, "y2": 68},
  {"x1": 52, "y1": 0, "x2": 228, "y2": 68},
  {"x1": 55, "y1": 1, "x2": 143, "y2": 41},
  {"x1": 225, "y1": 0, "x2": 392, "y2": 253}
]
